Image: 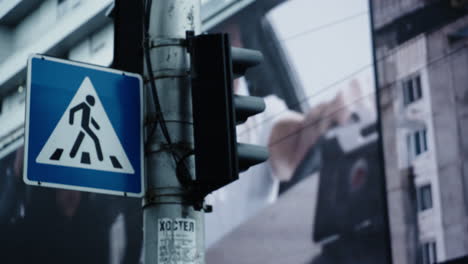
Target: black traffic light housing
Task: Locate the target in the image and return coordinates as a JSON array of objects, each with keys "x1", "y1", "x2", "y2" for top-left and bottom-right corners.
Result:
[
  {"x1": 108, "y1": 0, "x2": 144, "y2": 75},
  {"x1": 187, "y1": 32, "x2": 269, "y2": 198}
]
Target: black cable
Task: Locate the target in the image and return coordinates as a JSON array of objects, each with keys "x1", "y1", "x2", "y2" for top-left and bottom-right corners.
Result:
[
  {"x1": 237, "y1": 63, "x2": 372, "y2": 137},
  {"x1": 268, "y1": 90, "x2": 376, "y2": 147},
  {"x1": 280, "y1": 10, "x2": 368, "y2": 42},
  {"x1": 144, "y1": 0, "x2": 195, "y2": 189},
  {"x1": 143, "y1": 0, "x2": 156, "y2": 144},
  {"x1": 176, "y1": 150, "x2": 196, "y2": 187},
  {"x1": 238, "y1": 29, "x2": 463, "y2": 137},
  {"x1": 265, "y1": 43, "x2": 468, "y2": 147},
  {"x1": 144, "y1": 0, "x2": 151, "y2": 30},
  {"x1": 236, "y1": 8, "x2": 400, "y2": 136},
  {"x1": 144, "y1": 0, "x2": 173, "y2": 146}
]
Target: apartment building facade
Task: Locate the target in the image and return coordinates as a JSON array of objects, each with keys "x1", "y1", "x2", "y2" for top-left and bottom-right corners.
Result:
[{"x1": 372, "y1": 0, "x2": 468, "y2": 263}]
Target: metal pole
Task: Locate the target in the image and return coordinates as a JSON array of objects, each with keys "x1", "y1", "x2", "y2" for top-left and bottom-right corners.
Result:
[
  {"x1": 143, "y1": 1, "x2": 203, "y2": 263},
  {"x1": 368, "y1": 0, "x2": 394, "y2": 263}
]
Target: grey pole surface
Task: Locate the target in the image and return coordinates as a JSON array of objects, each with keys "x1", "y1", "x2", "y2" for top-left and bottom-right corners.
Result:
[{"x1": 143, "y1": 1, "x2": 203, "y2": 263}]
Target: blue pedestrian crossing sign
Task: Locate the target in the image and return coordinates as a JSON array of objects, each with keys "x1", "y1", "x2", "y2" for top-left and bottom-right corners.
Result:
[{"x1": 24, "y1": 55, "x2": 144, "y2": 197}]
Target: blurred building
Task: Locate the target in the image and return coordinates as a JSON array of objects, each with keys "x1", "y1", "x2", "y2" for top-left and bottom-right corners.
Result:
[
  {"x1": 0, "y1": 0, "x2": 252, "y2": 164},
  {"x1": 372, "y1": 0, "x2": 468, "y2": 263},
  {"x1": 0, "y1": 0, "x2": 115, "y2": 154}
]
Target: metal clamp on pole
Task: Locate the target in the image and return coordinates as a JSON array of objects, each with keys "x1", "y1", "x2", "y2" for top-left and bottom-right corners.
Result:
[{"x1": 187, "y1": 32, "x2": 269, "y2": 201}]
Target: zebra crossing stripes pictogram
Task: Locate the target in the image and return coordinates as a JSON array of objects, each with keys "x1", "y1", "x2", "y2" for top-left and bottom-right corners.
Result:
[{"x1": 35, "y1": 77, "x2": 135, "y2": 174}]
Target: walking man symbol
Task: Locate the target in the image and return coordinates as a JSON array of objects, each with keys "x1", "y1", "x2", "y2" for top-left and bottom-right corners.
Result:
[
  {"x1": 69, "y1": 95, "x2": 103, "y2": 162},
  {"x1": 35, "y1": 76, "x2": 135, "y2": 174}
]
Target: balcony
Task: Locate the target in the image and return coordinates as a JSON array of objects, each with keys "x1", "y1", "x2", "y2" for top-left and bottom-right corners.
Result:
[{"x1": 0, "y1": 0, "x2": 113, "y2": 94}]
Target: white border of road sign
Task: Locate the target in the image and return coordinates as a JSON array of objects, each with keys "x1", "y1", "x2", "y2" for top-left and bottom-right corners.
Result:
[{"x1": 24, "y1": 54, "x2": 145, "y2": 197}]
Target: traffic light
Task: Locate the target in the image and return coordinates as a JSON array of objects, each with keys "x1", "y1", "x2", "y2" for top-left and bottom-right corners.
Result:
[
  {"x1": 187, "y1": 32, "x2": 269, "y2": 198},
  {"x1": 108, "y1": 0, "x2": 144, "y2": 75}
]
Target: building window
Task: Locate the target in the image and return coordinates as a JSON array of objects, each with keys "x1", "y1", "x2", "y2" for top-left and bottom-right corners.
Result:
[
  {"x1": 417, "y1": 184, "x2": 433, "y2": 212},
  {"x1": 421, "y1": 241, "x2": 437, "y2": 264},
  {"x1": 402, "y1": 75, "x2": 423, "y2": 106},
  {"x1": 407, "y1": 128, "x2": 428, "y2": 159}
]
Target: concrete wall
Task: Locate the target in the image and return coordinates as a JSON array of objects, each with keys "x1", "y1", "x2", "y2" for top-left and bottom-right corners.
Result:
[
  {"x1": 377, "y1": 38, "x2": 415, "y2": 264},
  {"x1": 426, "y1": 16, "x2": 468, "y2": 260},
  {"x1": 378, "y1": 34, "x2": 446, "y2": 263},
  {"x1": 391, "y1": 36, "x2": 445, "y2": 261},
  {"x1": 13, "y1": 0, "x2": 56, "y2": 51},
  {"x1": 68, "y1": 22, "x2": 113, "y2": 67},
  {"x1": 380, "y1": 81, "x2": 416, "y2": 264}
]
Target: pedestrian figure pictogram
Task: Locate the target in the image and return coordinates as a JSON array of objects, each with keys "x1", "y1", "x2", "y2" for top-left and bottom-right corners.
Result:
[
  {"x1": 69, "y1": 95, "x2": 103, "y2": 162},
  {"x1": 35, "y1": 77, "x2": 134, "y2": 174}
]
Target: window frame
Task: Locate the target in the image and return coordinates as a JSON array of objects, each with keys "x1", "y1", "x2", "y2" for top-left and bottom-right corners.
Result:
[
  {"x1": 420, "y1": 240, "x2": 437, "y2": 264},
  {"x1": 407, "y1": 128, "x2": 428, "y2": 159},
  {"x1": 402, "y1": 74, "x2": 423, "y2": 106},
  {"x1": 417, "y1": 183, "x2": 433, "y2": 212}
]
